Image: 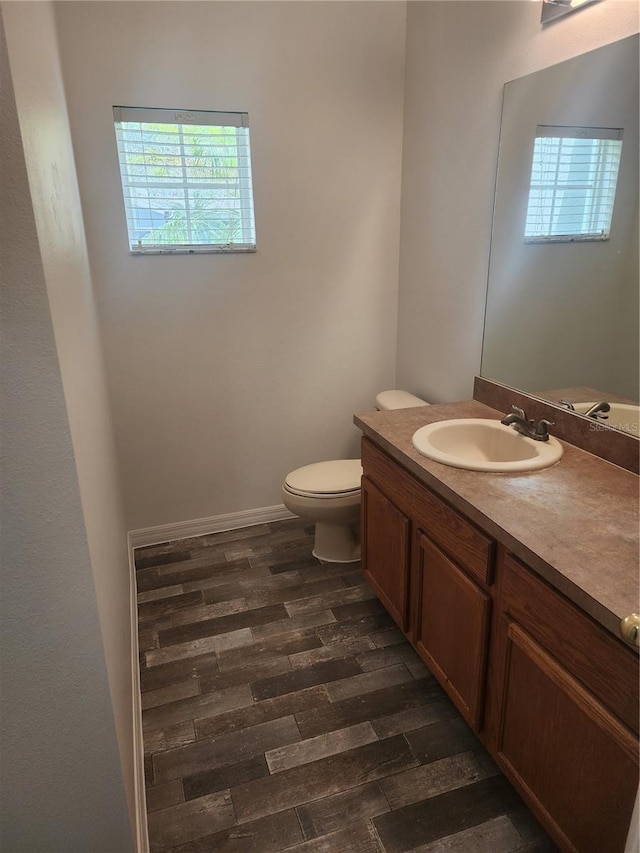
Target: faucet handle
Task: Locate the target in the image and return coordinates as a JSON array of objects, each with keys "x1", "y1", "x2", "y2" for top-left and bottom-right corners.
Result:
[
  {"x1": 510, "y1": 405, "x2": 529, "y2": 422},
  {"x1": 534, "y1": 418, "x2": 555, "y2": 441}
]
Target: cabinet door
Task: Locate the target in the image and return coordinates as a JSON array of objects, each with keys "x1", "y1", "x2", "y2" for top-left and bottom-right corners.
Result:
[
  {"x1": 501, "y1": 552, "x2": 639, "y2": 735},
  {"x1": 361, "y1": 476, "x2": 410, "y2": 632},
  {"x1": 497, "y1": 622, "x2": 639, "y2": 853},
  {"x1": 413, "y1": 532, "x2": 491, "y2": 731}
]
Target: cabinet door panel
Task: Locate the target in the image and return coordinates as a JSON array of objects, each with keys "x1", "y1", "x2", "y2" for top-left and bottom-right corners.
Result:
[
  {"x1": 502, "y1": 553, "x2": 639, "y2": 735},
  {"x1": 414, "y1": 532, "x2": 491, "y2": 730},
  {"x1": 497, "y1": 622, "x2": 639, "y2": 853},
  {"x1": 361, "y1": 476, "x2": 410, "y2": 632}
]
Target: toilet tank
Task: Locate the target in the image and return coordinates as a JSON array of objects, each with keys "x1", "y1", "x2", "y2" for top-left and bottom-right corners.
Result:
[{"x1": 375, "y1": 390, "x2": 430, "y2": 411}]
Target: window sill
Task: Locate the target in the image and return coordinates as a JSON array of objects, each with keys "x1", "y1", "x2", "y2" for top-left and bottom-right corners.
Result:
[{"x1": 130, "y1": 246, "x2": 257, "y2": 256}]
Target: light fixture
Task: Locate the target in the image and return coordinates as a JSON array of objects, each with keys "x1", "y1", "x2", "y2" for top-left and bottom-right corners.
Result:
[{"x1": 541, "y1": 0, "x2": 600, "y2": 25}]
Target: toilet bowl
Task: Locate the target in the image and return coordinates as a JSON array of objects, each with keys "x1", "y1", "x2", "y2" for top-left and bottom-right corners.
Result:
[
  {"x1": 282, "y1": 459, "x2": 363, "y2": 563},
  {"x1": 282, "y1": 390, "x2": 430, "y2": 564}
]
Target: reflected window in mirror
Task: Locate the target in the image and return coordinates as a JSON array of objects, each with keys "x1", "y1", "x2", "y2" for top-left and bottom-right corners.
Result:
[
  {"x1": 524, "y1": 125, "x2": 623, "y2": 243},
  {"x1": 480, "y1": 35, "x2": 639, "y2": 416}
]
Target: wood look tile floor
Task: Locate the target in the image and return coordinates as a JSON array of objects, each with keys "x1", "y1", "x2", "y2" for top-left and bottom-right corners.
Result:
[{"x1": 136, "y1": 518, "x2": 558, "y2": 853}]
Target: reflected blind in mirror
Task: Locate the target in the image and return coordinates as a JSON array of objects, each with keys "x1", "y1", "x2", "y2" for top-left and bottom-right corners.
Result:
[{"x1": 524, "y1": 126, "x2": 623, "y2": 243}]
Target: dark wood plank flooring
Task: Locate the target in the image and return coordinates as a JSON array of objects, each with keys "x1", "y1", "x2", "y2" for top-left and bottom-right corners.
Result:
[{"x1": 136, "y1": 518, "x2": 558, "y2": 852}]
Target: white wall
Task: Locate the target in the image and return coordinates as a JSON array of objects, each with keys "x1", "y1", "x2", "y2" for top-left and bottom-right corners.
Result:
[
  {"x1": 1, "y1": 1, "x2": 139, "y2": 844},
  {"x1": 55, "y1": 0, "x2": 407, "y2": 531},
  {"x1": 397, "y1": 0, "x2": 640, "y2": 404},
  {"x1": 0, "y1": 5, "x2": 133, "y2": 850}
]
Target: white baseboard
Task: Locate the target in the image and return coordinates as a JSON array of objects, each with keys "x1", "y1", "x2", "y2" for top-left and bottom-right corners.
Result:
[
  {"x1": 128, "y1": 534, "x2": 149, "y2": 853},
  {"x1": 128, "y1": 504, "x2": 296, "y2": 550}
]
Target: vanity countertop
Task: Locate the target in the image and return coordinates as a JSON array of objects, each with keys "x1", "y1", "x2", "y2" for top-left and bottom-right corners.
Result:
[{"x1": 354, "y1": 399, "x2": 639, "y2": 641}]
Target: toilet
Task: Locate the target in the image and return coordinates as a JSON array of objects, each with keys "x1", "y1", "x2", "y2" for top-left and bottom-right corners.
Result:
[{"x1": 282, "y1": 390, "x2": 430, "y2": 563}]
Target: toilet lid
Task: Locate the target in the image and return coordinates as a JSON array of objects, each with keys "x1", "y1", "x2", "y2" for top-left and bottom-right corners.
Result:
[{"x1": 284, "y1": 459, "x2": 362, "y2": 496}]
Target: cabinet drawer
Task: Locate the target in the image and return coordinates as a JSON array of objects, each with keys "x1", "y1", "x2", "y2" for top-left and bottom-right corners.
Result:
[
  {"x1": 362, "y1": 437, "x2": 494, "y2": 585},
  {"x1": 502, "y1": 552, "x2": 639, "y2": 736}
]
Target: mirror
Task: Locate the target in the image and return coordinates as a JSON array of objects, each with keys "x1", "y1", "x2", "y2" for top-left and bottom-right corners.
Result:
[{"x1": 481, "y1": 35, "x2": 639, "y2": 436}]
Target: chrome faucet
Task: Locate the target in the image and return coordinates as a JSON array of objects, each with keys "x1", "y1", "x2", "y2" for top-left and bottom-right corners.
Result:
[
  {"x1": 500, "y1": 405, "x2": 555, "y2": 442},
  {"x1": 582, "y1": 401, "x2": 610, "y2": 420}
]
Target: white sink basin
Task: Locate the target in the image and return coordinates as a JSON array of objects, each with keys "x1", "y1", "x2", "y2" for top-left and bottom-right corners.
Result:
[
  {"x1": 572, "y1": 402, "x2": 639, "y2": 437},
  {"x1": 412, "y1": 418, "x2": 563, "y2": 472}
]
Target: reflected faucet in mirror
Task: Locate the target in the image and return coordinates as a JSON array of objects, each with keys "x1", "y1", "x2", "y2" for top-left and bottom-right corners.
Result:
[
  {"x1": 559, "y1": 400, "x2": 611, "y2": 420},
  {"x1": 581, "y1": 402, "x2": 611, "y2": 420}
]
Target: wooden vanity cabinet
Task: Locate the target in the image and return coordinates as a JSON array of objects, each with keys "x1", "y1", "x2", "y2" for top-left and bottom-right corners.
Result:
[
  {"x1": 489, "y1": 553, "x2": 639, "y2": 853},
  {"x1": 360, "y1": 436, "x2": 640, "y2": 853},
  {"x1": 360, "y1": 437, "x2": 495, "y2": 728}
]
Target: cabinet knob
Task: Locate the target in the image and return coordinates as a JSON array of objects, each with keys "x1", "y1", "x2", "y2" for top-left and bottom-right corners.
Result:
[{"x1": 619, "y1": 614, "x2": 640, "y2": 647}]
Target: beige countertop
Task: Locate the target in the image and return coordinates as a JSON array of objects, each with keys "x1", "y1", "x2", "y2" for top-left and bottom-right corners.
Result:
[{"x1": 354, "y1": 400, "x2": 639, "y2": 641}]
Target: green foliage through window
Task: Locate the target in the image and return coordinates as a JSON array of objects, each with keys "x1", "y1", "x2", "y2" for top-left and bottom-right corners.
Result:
[{"x1": 113, "y1": 107, "x2": 256, "y2": 253}]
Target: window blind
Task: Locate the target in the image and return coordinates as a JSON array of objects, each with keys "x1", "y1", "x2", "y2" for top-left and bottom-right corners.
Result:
[
  {"x1": 524, "y1": 125, "x2": 623, "y2": 243},
  {"x1": 113, "y1": 106, "x2": 256, "y2": 254}
]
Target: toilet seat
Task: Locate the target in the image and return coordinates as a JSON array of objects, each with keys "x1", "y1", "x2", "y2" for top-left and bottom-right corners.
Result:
[
  {"x1": 283, "y1": 459, "x2": 362, "y2": 499},
  {"x1": 281, "y1": 392, "x2": 430, "y2": 564}
]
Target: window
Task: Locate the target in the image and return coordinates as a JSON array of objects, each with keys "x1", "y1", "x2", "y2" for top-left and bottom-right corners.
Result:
[
  {"x1": 113, "y1": 106, "x2": 256, "y2": 254},
  {"x1": 524, "y1": 125, "x2": 623, "y2": 243}
]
